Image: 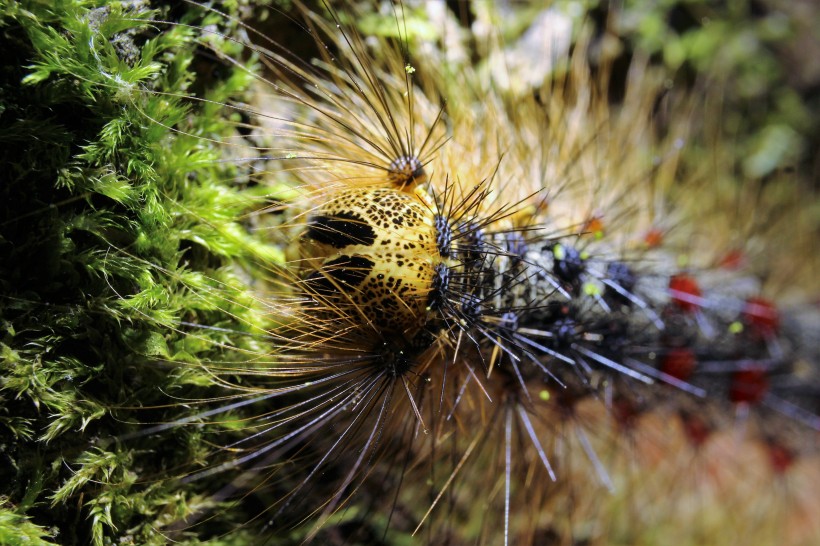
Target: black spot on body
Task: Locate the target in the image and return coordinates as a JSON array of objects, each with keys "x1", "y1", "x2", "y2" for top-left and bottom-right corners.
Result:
[
  {"x1": 604, "y1": 262, "x2": 637, "y2": 306},
  {"x1": 379, "y1": 343, "x2": 414, "y2": 377},
  {"x1": 434, "y1": 214, "x2": 453, "y2": 258},
  {"x1": 457, "y1": 221, "x2": 487, "y2": 265},
  {"x1": 428, "y1": 262, "x2": 451, "y2": 310},
  {"x1": 306, "y1": 212, "x2": 376, "y2": 248},
  {"x1": 305, "y1": 255, "x2": 375, "y2": 297},
  {"x1": 552, "y1": 243, "x2": 585, "y2": 291},
  {"x1": 596, "y1": 316, "x2": 631, "y2": 356},
  {"x1": 552, "y1": 318, "x2": 577, "y2": 350}
]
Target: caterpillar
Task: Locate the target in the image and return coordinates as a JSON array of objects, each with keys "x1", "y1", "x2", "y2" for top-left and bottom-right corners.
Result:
[{"x1": 1, "y1": 1, "x2": 818, "y2": 545}]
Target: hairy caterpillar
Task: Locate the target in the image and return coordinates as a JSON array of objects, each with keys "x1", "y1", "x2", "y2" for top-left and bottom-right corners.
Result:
[{"x1": 1, "y1": 1, "x2": 818, "y2": 545}]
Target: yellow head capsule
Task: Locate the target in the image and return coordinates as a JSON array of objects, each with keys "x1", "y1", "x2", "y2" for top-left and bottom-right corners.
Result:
[{"x1": 297, "y1": 187, "x2": 442, "y2": 342}]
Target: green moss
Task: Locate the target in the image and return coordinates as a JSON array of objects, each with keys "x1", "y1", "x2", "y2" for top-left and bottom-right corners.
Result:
[
  {"x1": 619, "y1": 0, "x2": 818, "y2": 177},
  {"x1": 0, "y1": 502, "x2": 58, "y2": 546},
  {"x1": 0, "y1": 1, "x2": 277, "y2": 544}
]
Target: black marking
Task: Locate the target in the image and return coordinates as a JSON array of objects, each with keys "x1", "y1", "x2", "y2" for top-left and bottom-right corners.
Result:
[
  {"x1": 551, "y1": 243, "x2": 585, "y2": 290},
  {"x1": 306, "y1": 212, "x2": 376, "y2": 248},
  {"x1": 305, "y1": 255, "x2": 374, "y2": 297},
  {"x1": 595, "y1": 316, "x2": 631, "y2": 357},
  {"x1": 552, "y1": 318, "x2": 577, "y2": 350},
  {"x1": 604, "y1": 262, "x2": 637, "y2": 306},
  {"x1": 428, "y1": 262, "x2": 451, "y2": 310},
  {"x1": 434, "y1": 214, "x2": 453, "y2": 258},
  {"x1": 378, "y1": 343, "x2": 416, "y2": 377},
  {"x1": 458, "y1": 221, "x2": 487, "y2": 265},
  {"x1": 388, "y1": 155, "x2": 427, "y2": 189},
  {"x1": 409, "y1": 329, "x2": 436, "y2": 352}
]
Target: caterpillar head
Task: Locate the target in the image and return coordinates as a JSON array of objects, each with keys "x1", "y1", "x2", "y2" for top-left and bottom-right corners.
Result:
[{"x1": 296, "y1": 186, "x2": 443, "y2": 343}]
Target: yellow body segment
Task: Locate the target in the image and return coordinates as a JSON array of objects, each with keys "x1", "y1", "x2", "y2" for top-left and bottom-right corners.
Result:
[{"x1": 298, "y1": 187, "x2": 442, "y2": 341}]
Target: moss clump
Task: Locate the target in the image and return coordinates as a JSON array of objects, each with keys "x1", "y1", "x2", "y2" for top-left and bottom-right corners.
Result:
[{"x1": 0, "y1": 1, "x2": 276, "y2": 544}]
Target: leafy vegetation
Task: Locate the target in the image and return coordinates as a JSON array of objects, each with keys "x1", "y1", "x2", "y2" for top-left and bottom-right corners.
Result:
[{"x1": 0, "y1": 1, "x2": 275, "y2": 544}]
